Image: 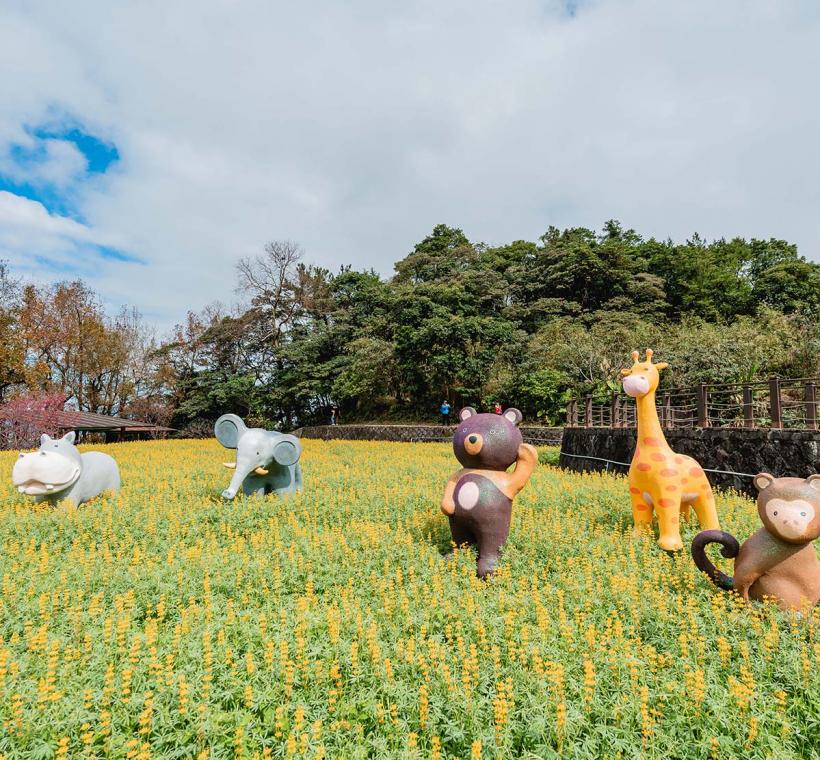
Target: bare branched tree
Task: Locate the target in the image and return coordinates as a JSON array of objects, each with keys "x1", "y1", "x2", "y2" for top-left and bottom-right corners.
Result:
[{"x1": 236, "y1": 240, "x2": 304, "y2": 348}]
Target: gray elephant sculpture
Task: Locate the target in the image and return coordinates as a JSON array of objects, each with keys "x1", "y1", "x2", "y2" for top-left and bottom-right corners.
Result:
[
  {"x1": 11, "y1": 432, "x2": 120, "y2": 507},
  {"x1": 215, "y1": 414, "x2": 303, "y2": 499}
]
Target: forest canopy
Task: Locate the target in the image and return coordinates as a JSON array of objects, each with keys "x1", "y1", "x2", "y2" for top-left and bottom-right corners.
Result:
[{"x1": 2, "y1": 222, "x2": 818, "y2": 432}]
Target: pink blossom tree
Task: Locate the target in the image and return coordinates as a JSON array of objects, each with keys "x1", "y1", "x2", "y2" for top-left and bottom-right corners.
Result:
[{"x1": 0, "y1": 392, "x2": 66, "y2": 450}]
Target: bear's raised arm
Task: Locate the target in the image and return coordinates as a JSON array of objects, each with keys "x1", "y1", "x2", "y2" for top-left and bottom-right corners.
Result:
[{"x1": 506, "y1": 443, "x2": 538, "y2": 496}]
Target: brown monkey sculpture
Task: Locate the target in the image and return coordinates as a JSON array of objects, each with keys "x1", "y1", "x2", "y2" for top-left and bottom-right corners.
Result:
[
  {"x1": 441, "y1": 406, "x2": 538, "y2": 578},
  {"x1": 691, "y1": 473, "x2": 820, "y2": 611}
]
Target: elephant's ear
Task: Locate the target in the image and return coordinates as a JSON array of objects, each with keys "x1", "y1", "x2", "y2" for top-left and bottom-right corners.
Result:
[
  {"x1": 214, "y1": 414, "x2": 247, "y2": 449},
  {"x1": 272, "y1": 434, "x2": 301, "y2": 467}
]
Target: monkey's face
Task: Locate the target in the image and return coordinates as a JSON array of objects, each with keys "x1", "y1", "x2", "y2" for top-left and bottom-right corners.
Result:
[{"x1": 754, "y1": 473, "x2": 820, "y2": 544}]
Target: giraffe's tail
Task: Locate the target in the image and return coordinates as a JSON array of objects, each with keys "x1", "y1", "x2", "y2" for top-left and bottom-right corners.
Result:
[{"x1": 691, "y1": 530, "x2": 739, "y2": 591}]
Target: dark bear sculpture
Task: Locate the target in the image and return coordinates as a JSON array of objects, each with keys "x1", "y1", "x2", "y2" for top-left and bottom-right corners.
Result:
[
  {"x1": 691, "y1": 473, "x2": 820, "y2": 611},
  {"x1": 441, "y1": 406, "x2": 538, "y2": 578}
]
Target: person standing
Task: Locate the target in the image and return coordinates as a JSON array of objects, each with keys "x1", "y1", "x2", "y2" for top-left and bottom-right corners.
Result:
[
  {"x1": 440, "y1": 400, "x2": 451, "y2": 425},
  {"x1": 330, "y1": 405, "x2": 339, "y2": 425}
]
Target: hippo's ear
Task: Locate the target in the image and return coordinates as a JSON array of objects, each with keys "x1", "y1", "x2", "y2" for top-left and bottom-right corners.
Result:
[
  {"x1": 753, "y1": 472, "x2": 775, "y2": 491},
  {"x1": 40, "y1": 433, "x2": 51, "y2": 446},
  {"x1": 503, "y1": 408, "x2": 523, "y2": 426},
  {"x1": 458, "y1": 407, "x2": 476, "y2": 421},
  {"x1": 807, "y1": 474, "x2": 820, "y2": 491},
  {"x1": 61, "y1": 431, "x2": 76, "y2": 444},
  {"x1": 214, "y1": 414, "x2": 247, "y2": 449}
]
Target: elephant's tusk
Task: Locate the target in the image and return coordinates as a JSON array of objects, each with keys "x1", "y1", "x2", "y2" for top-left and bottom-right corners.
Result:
[
  {"x1": 223, "y1": 462, "x2": 236, "y2": 469},
  {"x1": 254, "y1": 467, "x2": 269, "y2": 476}
]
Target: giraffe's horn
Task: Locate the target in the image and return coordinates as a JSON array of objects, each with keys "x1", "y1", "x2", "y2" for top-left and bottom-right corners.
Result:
[
  {"x1": 645, "y1": 348, "x2": 654, "y2": 361},
  {"x1": 631, "y1": 350, "x2": 639, "y2": 362}
]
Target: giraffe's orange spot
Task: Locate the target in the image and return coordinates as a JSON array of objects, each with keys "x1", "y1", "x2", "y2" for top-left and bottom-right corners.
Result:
[
  {"x1": 636, "y1": 462, "x2": 651, "y2": 472},
  {"x1": 670, "y1": 516, "x2": 679, "y2": 524},
  {"x1": 644, "y1": 437, "x2": 662, "y2": 447},
  {"x1": 630, "y1": 487, "x2": 641, "y2": 494},
  {"x1": 689, "y1": 467, "x2": 703, "y2": 477},
  {"x1": 664, "y1": 484, "x2": 678, "y2": 492},
  {"x1": 660, "y1": 468, "x2": 678, "y2": 477},
  {"x1": 659, "y1": 498, "x2": 675, "y2": 508},
  {"x1": 650, "y1": 453, "x2": 665, "y2": 462},
  {"x1": 682, "y1": 477, "x2": 689, "y2": 485},
  {"x1": 675, "y1": 456, "x2": 684, "y2": 464},
  {"x1": 634, "y1": 446, "x2": 641, "y2": 457},
  {"x1": 635, "y1": 502, "x2": 650, "y2": 511}
]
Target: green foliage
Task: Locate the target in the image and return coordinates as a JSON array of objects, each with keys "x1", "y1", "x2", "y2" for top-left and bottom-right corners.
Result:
[
  {"x1": 156, "y1": 223, "x2": 820, "y2": 429},
  {"x1": 537, "y1": 445, "x2": 561, "y2": 466}
]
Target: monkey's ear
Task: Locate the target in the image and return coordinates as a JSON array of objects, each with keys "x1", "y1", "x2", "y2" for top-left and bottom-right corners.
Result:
[
  {"x1": 807, "y1": 474, "x2": 820, "y2": 491},
  {"x1": 753, "y1": 473, "x2": 775, "y2": 491},
  {"x1": 458, "y1": 407, "x2": 476, "y2": 421}
]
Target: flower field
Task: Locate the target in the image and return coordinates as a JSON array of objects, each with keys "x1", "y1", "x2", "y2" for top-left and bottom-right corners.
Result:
[{"x1": 0, "y1": 439, "x2": 818, "y2": 759}]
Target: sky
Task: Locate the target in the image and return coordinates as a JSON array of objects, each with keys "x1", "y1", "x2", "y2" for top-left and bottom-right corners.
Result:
[{"x1": 1, "y1": 0, "x2": 819, "y2": 329}]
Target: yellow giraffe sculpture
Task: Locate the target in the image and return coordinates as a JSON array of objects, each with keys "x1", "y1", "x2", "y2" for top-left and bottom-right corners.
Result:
[{"x1": 621, "y1": 349, "x2": 721, "y2": 551}]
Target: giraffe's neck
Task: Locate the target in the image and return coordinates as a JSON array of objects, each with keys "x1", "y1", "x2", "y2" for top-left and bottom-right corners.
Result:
[{"x1": 635, "y1": 392, "x2": 670, "y2": 450}]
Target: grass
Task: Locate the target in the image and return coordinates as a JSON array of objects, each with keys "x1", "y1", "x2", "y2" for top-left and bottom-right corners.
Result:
[{"x1": 0, "y1": 439, "x2": 817, "y2": 759}]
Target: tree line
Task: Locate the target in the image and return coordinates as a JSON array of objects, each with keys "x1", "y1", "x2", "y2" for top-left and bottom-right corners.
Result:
[{"x1": 1, "y1": 221, "x2": 819, "y2": 434}]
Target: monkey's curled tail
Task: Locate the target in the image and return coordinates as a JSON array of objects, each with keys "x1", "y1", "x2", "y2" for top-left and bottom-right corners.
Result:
[{"x1": 691, "y1": 530, "x2": 740, "y2": 591}]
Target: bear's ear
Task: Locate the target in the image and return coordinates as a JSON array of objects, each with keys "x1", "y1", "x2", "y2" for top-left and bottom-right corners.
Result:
[
  {"x1": 40, "y1": 433, "x2": 51, "y2": 446},
  {"x1": 807, "y1": 474, "x2": 820, "y2": 491},
  {"x1": 753, "y1": 472, "x2": 775, "y2": 491},
  {"x1": 503, "y1": 408, "x2": 523, "y2": 426},
  {"x1": 458, "y1": 407, "x2": 476, "y2": 421}
]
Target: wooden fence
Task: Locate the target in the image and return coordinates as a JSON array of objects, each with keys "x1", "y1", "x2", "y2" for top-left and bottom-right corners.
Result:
[{"x1": 566, "y1": 377, "x2": 820, "y2": 431}]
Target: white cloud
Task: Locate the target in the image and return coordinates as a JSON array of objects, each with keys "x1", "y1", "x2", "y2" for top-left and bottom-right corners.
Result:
[
  {"x1": 0, "y1": 0, "x2": 819, "y2": 327},
  {"x1": 0, "y1": 191, "x2": 128, "y2": 278},
  {"x1": 0, "y1": 136, "x2": 88, "y2": 189}
]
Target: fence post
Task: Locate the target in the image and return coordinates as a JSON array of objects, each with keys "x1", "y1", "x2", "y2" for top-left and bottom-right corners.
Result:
[
  {"x1": 769, "y1": 377, "x2": 782, "y2": 430},
  {"x1": 566, "y1": 401, "x2": 573, "y2": 428},
  {"x1": 663, "y1": 394, "x2": 672, "y2": 429},
  {"x1": 571, "y1": 399, "x2": 578, "y2": 427},
  {"x1": 611, "y1": 393, "x2": 619, "y2": 428},
  {"x1": 805, "y1": 382, "x2": 817, "y2": 430},
  {"x1": 584, "y1": 395, "x2": 592, "y2": 428},
  {"x1": 696, "y1": 383, "x2": 709, "y2": 428},
  {"x1": 742, "y1": 385, "x2": 754, "y2": 428}
]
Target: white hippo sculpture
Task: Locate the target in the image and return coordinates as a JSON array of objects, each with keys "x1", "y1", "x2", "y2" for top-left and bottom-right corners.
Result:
[
  {"x1": 215, "y1": 413, "x2": 303, "y2": 499},
  {"x1": 11, "y1": 432, "x2": 120, "y2": 507}
]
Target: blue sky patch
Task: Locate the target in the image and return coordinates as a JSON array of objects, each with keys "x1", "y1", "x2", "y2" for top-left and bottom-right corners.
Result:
[
  {"x1": 0, "y1": 116, "x2": 140, "y2": 273},
  {"x1": 1, "y1": 117, "x2": 120, "y2": 218},
  {"x1": 30, "y1": 125, "x2": 120, "y2": 174}
]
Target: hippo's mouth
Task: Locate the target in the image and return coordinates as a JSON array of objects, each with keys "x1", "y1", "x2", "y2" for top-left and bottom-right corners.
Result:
[{"x1": 15, "y1": 471, "x2": 80, "y2": 495}]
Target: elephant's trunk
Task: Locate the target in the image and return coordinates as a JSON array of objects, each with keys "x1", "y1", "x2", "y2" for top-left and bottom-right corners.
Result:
[{"x1": 221, "y1": 461, "x2": 256, "y2": 500}]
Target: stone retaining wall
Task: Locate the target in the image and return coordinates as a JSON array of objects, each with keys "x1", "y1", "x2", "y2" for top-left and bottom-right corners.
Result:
[
  {"x1": 297, "y1": 424, "x2": 563, "y2": 446},
  {"x1": 560, "y1": 427, "x2": 820, "y2": 495}
]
